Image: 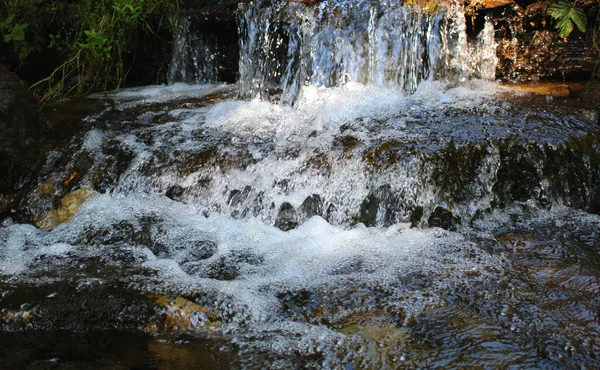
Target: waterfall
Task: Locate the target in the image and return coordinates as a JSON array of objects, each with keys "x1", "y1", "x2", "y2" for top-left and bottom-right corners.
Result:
[
  {"x1": 237, "y1": 0, "x2": 497, "y2": 103},
  {"x1": 167, "y1": 16, "x2": 225, "y2": 84}
]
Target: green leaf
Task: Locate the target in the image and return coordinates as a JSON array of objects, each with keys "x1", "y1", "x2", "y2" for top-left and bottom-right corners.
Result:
[
  {"x1": 547, "y1": 0, "x2": 588, "y2": 38},
  {"x1": 4, "y1": 14, "x2": 15, "y2": 25},
  {"x1": 555, "y1": 16, "x2": 574, "y2": 37},
  {"x1": 571, "y1": 7, "x2": 587, "y2": 32}
]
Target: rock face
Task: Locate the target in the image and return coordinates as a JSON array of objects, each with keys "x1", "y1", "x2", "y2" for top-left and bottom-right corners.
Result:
[
  {"x1": 0, "y1": 65, "x2": 48, "y2": 208},
  {"x1": 483, "y1": 2, "x2": 597, "y2": 83}
]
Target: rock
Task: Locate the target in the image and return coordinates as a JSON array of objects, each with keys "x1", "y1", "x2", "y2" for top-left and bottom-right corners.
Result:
[
  {"x1": 0, "y1": 65, "x2": 49, "y2": 209},
  {"x1": 286, "y1": 0, "x2": 325, "y2": 5},
  {"x1": 466, "y1": 0, "x2": 513, "y2": 10},
  {"x1": 146, "y1": 295, "x2": 220, "y2": 332},
  {"x1": 165, "y1": 185, "x2": 185, "y2": 201},
  {"x1": 275, "y1": 202, "x2": 299, "y2": 231},
  {"x1": 299, "y1": 194, "x2": 323, "y2": 221},
  {"x1": 503, "y1": 82, "x2": 582, "y2": 97},
  {"x1": 35, "y1": 188, "x2": 98, "y2": 230},
  {"x1": 428, "y1": 206, "x2": 461, "y2": 231}
]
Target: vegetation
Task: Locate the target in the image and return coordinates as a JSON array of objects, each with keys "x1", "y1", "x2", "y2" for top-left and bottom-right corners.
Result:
[
  {"x1": 547, "y1": 0, "x2": 588, "y2": 38},
  {"x1": 0, "y1": 0, "x2": 180, "y2": 101}
]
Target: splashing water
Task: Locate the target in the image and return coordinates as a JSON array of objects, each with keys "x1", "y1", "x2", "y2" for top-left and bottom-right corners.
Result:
[
  {"x1": 168, "y1": 17, "x2": 227, "y2": 84},
  {"x1": 238, "y1": 0, "x2": 497, "y2": 103},
  {"x1": 2, "y1": 1, "x2": 600, "y2": 368}
]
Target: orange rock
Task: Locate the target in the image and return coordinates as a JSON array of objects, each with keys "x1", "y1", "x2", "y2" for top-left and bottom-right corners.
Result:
[
  {"x1": 35, "y1": 188, "x2": 98, "y2": 230},
  {"x1": 504, "y1": 82, "x2": 583, "y2": 97},
  {"x1": 145, "y1": 295, "x2": 220, "y2": 333},
  {"x1": 467, "y1": 0, "x2": 513, "y2": 9}
]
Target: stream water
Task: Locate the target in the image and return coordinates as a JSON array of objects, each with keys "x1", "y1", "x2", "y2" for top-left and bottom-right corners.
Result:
[{"x1": 1, "y1": 1, "x2": 600, "y2": 369}]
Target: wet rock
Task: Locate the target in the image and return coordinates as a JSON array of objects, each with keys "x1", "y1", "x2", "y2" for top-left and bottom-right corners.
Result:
[
  {"x1": 275, "y1": 202, "x2": 299, "y2": 231},
  {"x1": 427, "y1": 206, "x2": 461, "y2": 231},
  {"x1": 299, "y1": 194, "x2": 324, "y2": 221},
  {"x1": 35, "y1": 188, "x2": 98, "y2": 230},
  {"x1": 492, "y1": 142, "x2": 544, "y2": 207},
  {"x1": 286, "y1": 0, "x2": 324, "y2": 5},
  {"x1": 504, "y1": 82, "x2": 582, "y2": 97},
  {"x1": 410, "y1": 206, "x2": 424, "y2": 228},
  {"x1": 333, "y1": 135, "x2": 362, "y2": 152},
  {"x1": 77, "y1": 214, "x2": 160, "y2": 247},
  {"x1": 146, "y1": 295, "x2": 220, "y2": 332},
  {"x1": 0, "y1": 283, "x2": 155, "y2": 332},
  {"x1": 359, "y1": 193, "x2": 378, "y2": 227},
  {"x1": 188, "y1": 240, "x2": 219, "y2": 260},
  {"x1": 430, "y1": 142, "x2": 491, "y2": 206},
  {"x1": 466, "y1": 0, "x2": 513, "y2": 9},
  {"x1": 228, "y1": 186, "x2": 251, "y2": 207},
  {"x1": 277, "y1": 290, "x2": 325, "y2": 323},
  {"x1": 358, "y1": 185, "x2": 403, "y2": 227},
  {"x1": 165, "y1": 185, "x2": 185, "y2": 201},
  {"x1": 494, "y1": 15, "x2": 596, "y2": 83},
  {"x1": 0, "y1": 65, "x2": 49, "y2": 209},
  {"x1": 197, "y1": 250, "x2": 263, "y2": 280}
]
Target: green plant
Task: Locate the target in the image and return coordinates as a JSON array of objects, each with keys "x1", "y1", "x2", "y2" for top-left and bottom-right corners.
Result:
[
  {"x1": 0, "y1": 12, "x2": 44, "y2": 62},
  {"x1": 547, "y1": 0, "x2": 588, "y2": 38},
  {"x1": 1, "y1": 0, "x2": 181, "y2": 100}
]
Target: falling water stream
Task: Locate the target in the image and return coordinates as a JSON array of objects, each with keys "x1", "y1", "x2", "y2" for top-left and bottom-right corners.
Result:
[{"x1": 1, "y1": 1, "x2": 600, "y2": 368}]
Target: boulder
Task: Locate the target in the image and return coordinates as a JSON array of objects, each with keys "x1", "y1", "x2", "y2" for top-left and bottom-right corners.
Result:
[{"x1": 0, "y1": 65, "x2": 49, "y2": 208}]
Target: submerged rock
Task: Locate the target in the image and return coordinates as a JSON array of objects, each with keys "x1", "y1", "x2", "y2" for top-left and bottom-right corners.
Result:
[{"x1": 34, "y1": 188, "x2": 98, "y2": 230}]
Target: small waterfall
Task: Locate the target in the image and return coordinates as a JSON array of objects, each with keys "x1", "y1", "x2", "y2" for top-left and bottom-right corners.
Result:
[
  {"x1": 469, "y1": 17, "x2": 498, "y2": 80},
  {"x1": 238, "y1": 0, "x2": 497, "y2": 103},
  {"x1": 167, "y1": 16, "x2": 225, "y2": 84}
]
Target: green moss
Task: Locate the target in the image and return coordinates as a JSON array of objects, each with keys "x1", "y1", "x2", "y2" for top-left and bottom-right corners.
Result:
[{"x1": 363, "y1": 139, "x2": 403, "y2": 169}]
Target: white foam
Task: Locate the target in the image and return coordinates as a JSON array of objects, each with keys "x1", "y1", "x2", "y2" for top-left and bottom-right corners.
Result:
[
  {"x1": 89, "y1": 83, "x2": 233, "y2": 109},
  {"x1": 1, "y1": 194, "x2": 505, "y2": 327}
]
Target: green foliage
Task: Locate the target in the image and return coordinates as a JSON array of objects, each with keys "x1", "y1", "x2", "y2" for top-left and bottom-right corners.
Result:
[
  {"x1": 1, "y1": 0, "x2": 181, "y2": 100},
  {"x1": 547, "y1": 0, "x2": 588, "y2": 38},
  {"x1": 0, "y1": 12, "x2": 43, "y2": 62}
]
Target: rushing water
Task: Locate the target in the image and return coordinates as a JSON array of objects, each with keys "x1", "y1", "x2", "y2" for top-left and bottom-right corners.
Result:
[
  {"x1": 1, "y1": 1, "x2": 600, "y2": 369},
  {"x1": 237, "y1": 0, "x2": 497, "y2": 103}
]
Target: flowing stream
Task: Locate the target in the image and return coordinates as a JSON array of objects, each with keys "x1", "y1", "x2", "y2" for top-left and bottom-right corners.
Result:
[{"x1": 1, "y1": 1, "x2": 599, "y2": 368}]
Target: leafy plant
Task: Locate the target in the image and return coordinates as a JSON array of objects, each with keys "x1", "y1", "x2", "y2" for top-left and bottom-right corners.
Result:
[
  {"x1": 547, "y1": 0, "x2": 588, "y2": 38},
  {"x1": 1, "y1": 0, "x2": 181, "y2": 100}
]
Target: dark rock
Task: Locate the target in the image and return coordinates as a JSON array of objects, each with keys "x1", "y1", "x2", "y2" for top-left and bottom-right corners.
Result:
[
  {"x1": 197, "y1": 250, "x2": 263, "y2": 280},
  {"x1": 410, "y1": 206, "x2": 424, "y2": 228},
  {"x1": 492, "y1": 142, "x2": 544, "y2": 207},
  {"x1": 166, "y1": 185, "x2": 185, "y2": 201},
  {"x1": 428, "y1": 206, "x2": 461, "y2": 231},
  {"x1": 0, "y1": 65, "x2": 49, "y2": 204},
  {"x1": 489, "y1": 5, "x2": 596, "y2": 83},
  {"x1": 189, "y1": 240, "x2": 219, "y2": 260},
  {"x1": 275, "y1": 202, "x2": 299, "y2": 231},
  {"x1": 299, "y1": 194, "x2": 323, "y2": 221},
  {"x1": 359, "y1": 193, "x2": 378, "y2": 226},
  {"x1": 228, "y1": 186, "x2": 251, "y2": 207}
]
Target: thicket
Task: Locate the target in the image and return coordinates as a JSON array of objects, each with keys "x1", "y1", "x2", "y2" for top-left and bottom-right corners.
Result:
[{"x1": 0, "y1": 0, "x2": 180, "y2": 101}]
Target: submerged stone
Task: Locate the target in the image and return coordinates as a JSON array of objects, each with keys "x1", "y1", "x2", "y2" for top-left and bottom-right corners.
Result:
[{"x1": 35, "y1": 188, "x2": 98, "y2": 230}]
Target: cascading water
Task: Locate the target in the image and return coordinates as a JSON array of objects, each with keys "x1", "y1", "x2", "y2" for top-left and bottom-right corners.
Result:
[
  {"x1": 2, "y1": 0, "x2": 600, "y2": 368},
  {"x1": 238, "y1": 0, "x2": 497, "y2": 103},
  {"x1": 167, "y1": 16, "x2": 226, "y2": 84}
]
